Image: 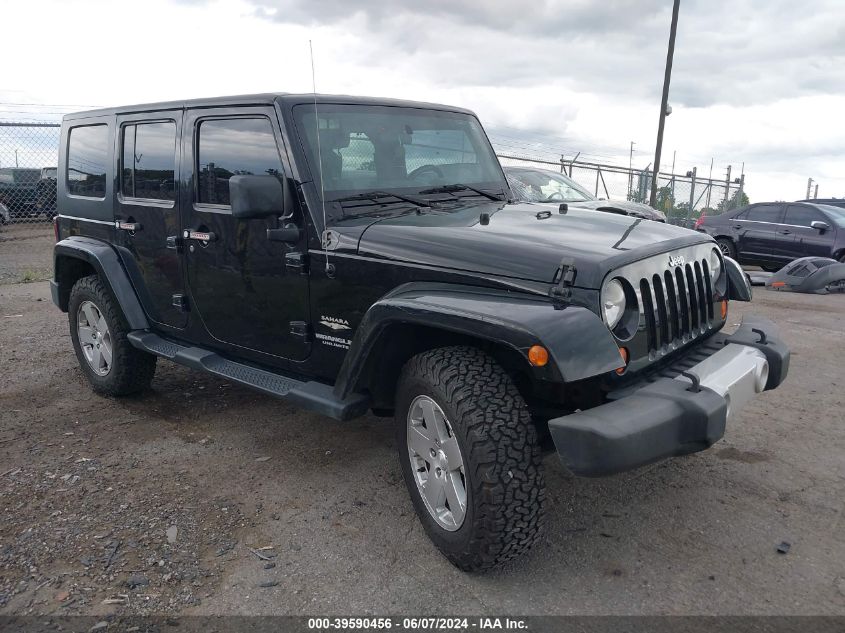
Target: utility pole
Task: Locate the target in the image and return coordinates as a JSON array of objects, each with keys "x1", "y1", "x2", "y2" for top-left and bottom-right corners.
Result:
[
  {"x1": 705, "y1": 157, "x2": 714, "y2": 209},
  {"x1": 814, "y1": 183, "x2": 819, "y2": 199},
  {"x1": 628, "y1": 141, "x2": 635, "y2": 200},
  {"x1": 723, "y1": 165, "x2": 732, "y2": 208},
  {"x1": 806, "y1": 178, "x2": 814, "y2": 199},
  {"x1": 650, "y1": 0, "x2": 681, "y2": 208},
  {"x1": 687, "y1": 166, "x2": 697, "y2": 222},
  {"x1": 737, "y1": 162, "x2": 745, "y2": 210}
]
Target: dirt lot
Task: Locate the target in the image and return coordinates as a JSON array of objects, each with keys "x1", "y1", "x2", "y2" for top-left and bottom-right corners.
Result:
[{"x1": 1, "y1": 225, "x2": 844, "y2": 616}]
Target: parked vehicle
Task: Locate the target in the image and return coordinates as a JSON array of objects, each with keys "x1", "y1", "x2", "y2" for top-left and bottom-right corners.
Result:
[
  {"x1": 34, "y1": 167, "x2": 58, "y2": 219},
  {"x1": 51, "y1": 93, "x2": 788, "y2": 571},
  {"x1": 798, "y1": 198, "x2": 845, "y2": 209},
  {"x1": 504, "y1": 165, "x2": 667, "y2": 222},
  {"x1": 697, "y1": 201, "x2": 845, "y2": 270},
  {"x1": 0, "y1": 167, "x2": 40, "y2": 219}
]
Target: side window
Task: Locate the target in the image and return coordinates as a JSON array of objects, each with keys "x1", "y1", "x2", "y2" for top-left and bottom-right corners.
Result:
[
  {"x1": 197, "y1": 118, "x2": 282, "y2": 206},
  {"x1": 745, "y1": 204, "x2": 784, "y2": 223},
  {"x1": 122, "y1": 121, "x2": 177, "y2": 201},
  {"x1": 784, "y1": 205, "x2": 822, "y2": 227},
  {"x1": 67, "y1": 124, "x2": 108, "y2": 198}
]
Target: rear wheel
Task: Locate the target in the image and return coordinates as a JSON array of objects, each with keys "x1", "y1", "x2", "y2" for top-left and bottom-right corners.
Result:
[
  {"x1": 395, "y1": 346, "x2": 545, "y2": 571},
  {"x1": 69, "y1": 275, "x2": 156, "y2": 396},
  {"x1": 716, "y1": 238, "x2": 736, "y2": 259}
]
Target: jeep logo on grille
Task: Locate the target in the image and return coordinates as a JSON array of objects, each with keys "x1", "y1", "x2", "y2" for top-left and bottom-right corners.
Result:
[{"x1": 668, "y1": 254, "x2": 685, "y2": 267}]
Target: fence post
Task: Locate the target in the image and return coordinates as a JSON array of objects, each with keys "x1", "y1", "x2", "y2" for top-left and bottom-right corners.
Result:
[
  {"x1": 737, "y1": 174, "x2": 745, "y2": 210},
  {"x1": 594, "y1": 167, "x2": 600, "y2": 197},
  {"x1": 687, "y1": 167, "x2": 696, "y2": 222},
  {"x1": 723, "y1": 165, "x2": 732, "y2": 210},
  {"x1": 560, "y1": 154, "x2": 565, "y2": 175}
]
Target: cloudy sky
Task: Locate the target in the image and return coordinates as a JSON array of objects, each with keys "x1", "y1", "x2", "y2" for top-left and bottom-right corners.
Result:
[{"x1": 2, "y1": 0, "x2": 843, "y2": 202}]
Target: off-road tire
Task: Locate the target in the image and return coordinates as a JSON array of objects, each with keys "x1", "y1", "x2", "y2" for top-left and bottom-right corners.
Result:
[
  {"x1": 69, "y1": 274, "x2": 156, "y2": 396},
  {"x1": 395, "y1": 346, "x2": 545, "y2": 571},
  {"x1": 716, "y1": 238, "x2": 736, "y2": 260}
]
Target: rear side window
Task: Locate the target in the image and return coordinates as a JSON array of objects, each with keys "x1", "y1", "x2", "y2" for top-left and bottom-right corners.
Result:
[
  {"x1": 67, "y1": 125, "x2": 108, "y2": 198},
  {"x1": 122, "y1": 121, "x2": 177, "y2": 201},
  {"x1": 784, "y1": 205, "x2": 823, "y2": 227},
  {"x1": 196, "y1": 118, "x2": 282, "y2": 206},
  {"x1": 745, "y1": 204, "x2": 783, "y2": 223}
]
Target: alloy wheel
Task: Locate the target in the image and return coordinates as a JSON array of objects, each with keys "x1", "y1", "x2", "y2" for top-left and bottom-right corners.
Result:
[
  {"x1": 77, "y1": 300, "x2": 113, "y2": 376},
  {"x1": 406, "y1": 395, "x2": 467, "y2": 531}
]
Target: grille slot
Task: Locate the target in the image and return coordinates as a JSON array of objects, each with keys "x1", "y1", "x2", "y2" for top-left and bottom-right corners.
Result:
[{"x1": 635, "y1": 253, "x2": 716, "y2": 356}]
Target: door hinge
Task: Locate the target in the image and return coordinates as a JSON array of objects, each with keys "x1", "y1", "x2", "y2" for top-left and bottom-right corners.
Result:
[
  {"x1": 550, "y1": 258, "x2": 577, "y2": 309},
  {"x1": 172, "y1": 294, "x2": 189, "y2": 311},
  {"x1": 285, "y1": 252, "x2": 309, "y2": 274},
  {"x1": 289, "y1": 321, "x2": 312, "y2": 341}
]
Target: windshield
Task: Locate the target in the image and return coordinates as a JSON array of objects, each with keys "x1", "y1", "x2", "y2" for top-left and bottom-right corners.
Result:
[
  {"x1": 293, "y1": 104, "x2": 506, "y2": 211},
  {"x1": 819, "y1": 205, "x2": 845, "y2": 228},
  {"x1": 505, "y1": 168, "x2": 594, "y2": 203}
]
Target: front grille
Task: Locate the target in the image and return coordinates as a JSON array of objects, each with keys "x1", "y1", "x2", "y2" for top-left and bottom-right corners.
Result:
[
  {"x1": 639, "y1": 258, "x2": 714, "y2": 355},
  {"x1": 606, "y1": 243, "x2": 721, "y2": 362}
]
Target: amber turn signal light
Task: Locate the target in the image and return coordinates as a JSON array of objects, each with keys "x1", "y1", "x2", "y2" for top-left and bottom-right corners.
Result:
[
  {"x1": 720, "y1": 299, "x2": 728, "y2": 320},
  {"x1": 616, "y1": 347, "x2": 629, "y2": 374},
  {"x1": 528, "y1": 345, "x2": 549, "y2": 367}
]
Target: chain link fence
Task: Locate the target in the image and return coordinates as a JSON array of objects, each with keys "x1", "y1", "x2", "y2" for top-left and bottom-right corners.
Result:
[
  {"x1": 0, "y1": 122, "x2": 60, "y2": 226},
  {"x1": 0, "y1": 120, "x2": 748, "y2": 229},
  {"x1": 496, "y1": 151, "x2": 747, "y2": 227}
]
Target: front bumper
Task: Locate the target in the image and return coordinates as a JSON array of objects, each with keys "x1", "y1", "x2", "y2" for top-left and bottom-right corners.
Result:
[{"x1": 548, "y1": 315, "x2": 789, "y2": 477}]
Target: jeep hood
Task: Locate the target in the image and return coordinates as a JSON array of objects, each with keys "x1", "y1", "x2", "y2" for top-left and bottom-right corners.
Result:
[{"x1": 353, "y1": 202, "x2": 713, "y2": 289}]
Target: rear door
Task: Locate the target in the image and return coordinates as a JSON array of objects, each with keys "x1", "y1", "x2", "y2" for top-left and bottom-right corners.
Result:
[
  {"x1": 736, "y1": 203, "x2": 785, "y2": 263},
  {"x1": 115, "y1": 111, "x2": 187, "y2": 328},
  {"x1": 180, "y1": 106, "x2": 311, "y2": 361},
  {"x1": 782, "y1": 204, "x2": 836, "y2": 260}
]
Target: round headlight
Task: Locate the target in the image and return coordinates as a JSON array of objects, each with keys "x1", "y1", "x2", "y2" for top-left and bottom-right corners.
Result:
[
  {"x1": 709, "y1": 247, "x2": 722, "y2": 281},
  {"x1": 602, "y1": 278, "x2": 626, "y2": 329}
]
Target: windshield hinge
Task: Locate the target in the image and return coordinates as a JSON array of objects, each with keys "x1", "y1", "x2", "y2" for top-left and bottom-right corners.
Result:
[{"x1": 550, "y1": 258, "x2": 577, "y2": 309}]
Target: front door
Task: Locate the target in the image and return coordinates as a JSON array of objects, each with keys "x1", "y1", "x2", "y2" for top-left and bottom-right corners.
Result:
[
  {"x1": 782, "y1": 204, "x2": 836, "y2": 260},
  {"x1": 736, "y1": 203, "x2": 785, "y2": 264},
  {"x1": 181, "y1": 106, "x2": 310, "y2": 361},
  {"x1": 115, "y1": 112, "x2": 187, "y2": 328}
]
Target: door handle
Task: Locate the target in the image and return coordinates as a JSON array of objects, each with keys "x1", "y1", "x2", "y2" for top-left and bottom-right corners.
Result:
[
  {"x1": 732, "y1": 225, "x2": 742, "y2": 230},
  {"x1": 778, "y1": 230, "x2": 791, "y2": 235},
  {"x1": 183, "y1": 229, "x2": 217, "y2": 242},
  {"x1": 116, "y1": 220, "x2": 142, "y2": 232}
]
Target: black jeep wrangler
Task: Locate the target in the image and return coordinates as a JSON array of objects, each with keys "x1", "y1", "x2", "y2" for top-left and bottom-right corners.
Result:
[{"x1": 52, "y1": 93, "x2": 789, "y2": 571}]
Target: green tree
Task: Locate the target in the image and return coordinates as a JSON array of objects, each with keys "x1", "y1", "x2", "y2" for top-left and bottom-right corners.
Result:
[{"x1": 717, "y1": 190, "x2": 750, "y2": 213}]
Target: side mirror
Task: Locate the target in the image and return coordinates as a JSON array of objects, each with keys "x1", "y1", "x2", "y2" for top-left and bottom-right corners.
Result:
[
  {"x1": 810, "y1": 220, "x2": 830, "y2": 232},
  {"x1": 229, "y1": 175, "x2": 285, "y2": 220},
  {"x1": 724, "y1": 256, "x2": 752, "y2": 302}
]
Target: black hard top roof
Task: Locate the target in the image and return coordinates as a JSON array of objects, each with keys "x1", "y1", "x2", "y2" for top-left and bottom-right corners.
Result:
[{"x1": 63, "y1": 93, "x2": 475, "y2": 120}]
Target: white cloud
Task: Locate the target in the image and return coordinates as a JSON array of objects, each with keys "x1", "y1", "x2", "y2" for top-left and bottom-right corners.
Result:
[{"x1": 2, "y1": 0, "x2": 843, "y2": 200}]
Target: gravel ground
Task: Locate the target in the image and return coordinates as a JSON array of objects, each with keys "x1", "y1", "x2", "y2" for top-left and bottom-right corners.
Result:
[{"x1": 0, "y1": 227, "x2": 844, "y2": 616}]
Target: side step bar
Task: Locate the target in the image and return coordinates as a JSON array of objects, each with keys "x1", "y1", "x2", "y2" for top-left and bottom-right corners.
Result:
[{"x1": 127, "y1": 331, "x2": 370, "y2": 421}]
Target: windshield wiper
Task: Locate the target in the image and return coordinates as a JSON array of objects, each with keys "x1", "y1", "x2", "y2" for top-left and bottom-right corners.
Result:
[
  {"x1": 418, "y1": 183, "x2": 504, "y2": 201},
  {"x1": 332, "y1": 190, "x2": 430, "y2": 208}
]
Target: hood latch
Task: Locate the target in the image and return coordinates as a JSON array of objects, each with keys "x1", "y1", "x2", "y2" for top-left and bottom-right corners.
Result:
[{"x1": 550, "y1": 257, "x2": 577, "y2": 309}]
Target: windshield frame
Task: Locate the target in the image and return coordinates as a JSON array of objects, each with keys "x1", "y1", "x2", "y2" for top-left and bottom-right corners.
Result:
[{"x1": 290, "y1": 103, "x2": 509, "y2": 218}]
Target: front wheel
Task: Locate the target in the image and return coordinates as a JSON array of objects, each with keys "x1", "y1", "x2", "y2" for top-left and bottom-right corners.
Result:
[{"x1": 395, "y1": 346, "x2": 545, "y2": 571}]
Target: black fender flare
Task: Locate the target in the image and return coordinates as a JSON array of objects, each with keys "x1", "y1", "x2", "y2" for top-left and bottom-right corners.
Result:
[
  {"x1": 53, "y1": 236, "x2": 149, "y2": 330},
  {"x1": 333, "y1": 282, "x2": 624, "y2": 399}
]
